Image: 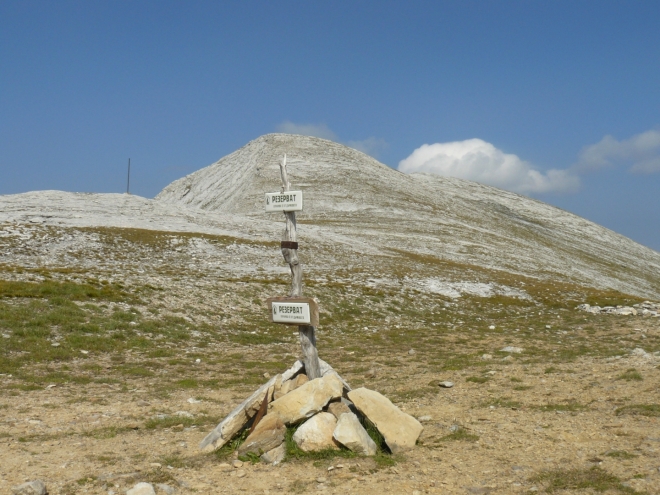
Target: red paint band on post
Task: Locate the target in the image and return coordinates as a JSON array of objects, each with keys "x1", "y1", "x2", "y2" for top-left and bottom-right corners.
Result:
[{"x1": 281, "y1": 241, "x2": 299, "y2": 249}]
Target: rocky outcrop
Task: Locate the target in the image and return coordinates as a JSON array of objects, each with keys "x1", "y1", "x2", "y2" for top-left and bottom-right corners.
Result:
[{"x1": 577, "y1": 301, "x2": 660, "y2": 316}]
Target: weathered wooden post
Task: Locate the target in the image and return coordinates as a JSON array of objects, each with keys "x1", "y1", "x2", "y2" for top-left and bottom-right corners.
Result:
[{"x1": 265, "y1": 155, "x2": 322, "y2": 379}]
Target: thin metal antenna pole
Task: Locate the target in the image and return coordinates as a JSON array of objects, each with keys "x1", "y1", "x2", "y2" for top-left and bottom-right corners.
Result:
[{"x1": 126, "y1": 158, "x2": 131, "y2": 194}]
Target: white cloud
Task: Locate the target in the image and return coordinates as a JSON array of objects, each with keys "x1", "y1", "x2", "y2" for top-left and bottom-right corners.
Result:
[
  {"x1": 275, "y1": 121, "x2": 388, "y2": 158},
  {"x1": 398, "y1": 138, "x2": 579, "y2": 195},
  {"x1": 275, "y1": 121, "x2": 337, "y2": 141},
  {"x1": 576, "y1": 129, "x2": 660, "y2": 174}
]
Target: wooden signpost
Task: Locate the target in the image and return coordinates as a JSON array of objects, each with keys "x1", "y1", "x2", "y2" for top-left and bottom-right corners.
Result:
[{"x1": 265, "y1": 155, "x2": 322, "y2": 380}]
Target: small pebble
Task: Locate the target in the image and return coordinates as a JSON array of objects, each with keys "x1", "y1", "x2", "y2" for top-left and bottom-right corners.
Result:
[
  {"x1": 439, "y1": 381, "x2": 454, "y2": 388},
  {"x1": 232, "y1": 460, "x2": 243, "y2": 468},
  {"x1": 263, "y1": 372, "x2": 271, "y2": 378},
  {"x1": 408, "y1": 349, "x2": 416, "y2": 355},
  {"x1": 236, "y1": 470, "x2": 246, "y2": 478},
  {"x1": 316, "y1": 477, "x2": 327, "y2": 483},
  {"x1": 488, "y1": 325, "x2": 495, "y2": 330}
]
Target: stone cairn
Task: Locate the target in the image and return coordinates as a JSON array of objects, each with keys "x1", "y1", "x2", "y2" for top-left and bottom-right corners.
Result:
[
  {"x1": 199, "y1": 155, "x2": 423, "y2": 463},
  {"x1": 577, "y1": 301, "x2": 660, "y2": 317}
]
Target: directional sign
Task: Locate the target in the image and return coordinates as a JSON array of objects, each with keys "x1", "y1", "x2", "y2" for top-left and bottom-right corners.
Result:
[
  {"x1": 265, "y1": 191, "x2": 303, "y2": 212},
  {"x1": 266, "y1": 297, "x2": 319, "y2": 326}
]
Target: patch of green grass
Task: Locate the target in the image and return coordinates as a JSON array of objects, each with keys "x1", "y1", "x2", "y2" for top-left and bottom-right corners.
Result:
[
  {"x1": 374, "y1": 451, "x2": 401, "y2": 468},
  {"x1": 158, "y1": 453, "x2": 205, "y2": 469},
  {"x1": 513, "y1": 385, "x2": 533, "y2": 391},
  {"x1": 148, "y1": 348, "x2": 175, "y2": 358},
  {"x1": 213, "y1": 428, "x2": 251, "y2": 460},
  {"x1": 144, "y1": 415, "x2": 196, "y2": 430},
  {"x1": 439, "y1": 427, "x2": 479, "y2": 442},
  {"x1": 237, "y1": 451, "x2": 261, "y2": 464},
  {"x1": 83, "y1": 426, "x2": 133, "y2": 440},
  {"x1": 75, "y1": 476, "x2": 96, "y2": 486},
  {"x1": 530, "y1": 466, "x2": 641, "y2": 493},
  {"x1": 119, "y1": 366, "x2": 154, "y2": 377},
  {"x1": 615, "y1": 404, "x2": 660, "y2": 417},
  {"x1": 0, "y1": 279, "x2": 130, "y2": 302},
  {"x1": 617, "y1": 369, "x2": 642, "y2": 381},
  {"x1": 174, "y1": 378, "x2": 198, "y2": 389},
  {"x1": 510, "y1": 377, "x2": 523, "y2": 383},
  {"x1": 535, "y1": 401, "x2": 587, "y2": 413},
  {"x1": 605, "y1": 450, "x2": 638, "y2": 460}
]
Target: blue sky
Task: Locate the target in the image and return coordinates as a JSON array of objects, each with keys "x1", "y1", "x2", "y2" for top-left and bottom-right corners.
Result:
[{"x1": 1, "y1": 1, "x2": 659, "y2": 250}]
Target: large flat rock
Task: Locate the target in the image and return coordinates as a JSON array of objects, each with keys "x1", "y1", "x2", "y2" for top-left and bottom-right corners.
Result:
[
  {"x1": 347, "y1": 387, "x2": 423, "y2": 453},
  {"x1": 269, "y1": 373, "x2": 343, "y2": 425},
  {"x1": 238, "y1": 413, "x2": 285, "y2": 456}
]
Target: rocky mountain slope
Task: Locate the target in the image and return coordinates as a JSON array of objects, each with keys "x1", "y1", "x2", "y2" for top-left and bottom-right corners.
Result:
[{"x1": 156, "y1": 133, "x2": 660, "y2": 299}]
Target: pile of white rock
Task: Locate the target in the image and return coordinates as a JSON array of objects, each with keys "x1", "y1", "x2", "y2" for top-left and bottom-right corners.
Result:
[
  {"x1": 200, "y1": 360, "x2": 422, "y2": 463},
  {"x1": 577, "y1": 301, "x2": 660, "y2": 317}
]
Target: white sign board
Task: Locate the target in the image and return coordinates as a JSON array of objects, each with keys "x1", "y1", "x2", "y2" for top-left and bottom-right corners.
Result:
[
  {"x1": 271, "y1": 301, "x2": 311, "y2": 324},
  {"x1": 265, "y1": 191, "x2": 303, "y2": 212}
]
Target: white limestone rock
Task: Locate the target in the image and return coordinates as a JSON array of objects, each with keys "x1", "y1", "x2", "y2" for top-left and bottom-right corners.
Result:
[
  {"x1": 333, "y1": 412, "x2": 377, "y2": 455},
  {"x1": 238, "y1": 413, "x2": 286, "y2": 456},
  {"x1": 348, "y1": 387, "x2": 423, "y2": 454},
  {"x1": 292, "y1": 412, "x2": 339, "y2": 452},
  {"x1": 11, "y1": 480, "x2": 47, "y2": 495},
  {"x1": 269, "y1": 373, "x2": 343, "y2": 425},
  {"x1": 126, "y1": 482, "x2": 156, "y2": 495},
  {"x1": 260, "y1": 443, "x2": 286, "y2": 465}
]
